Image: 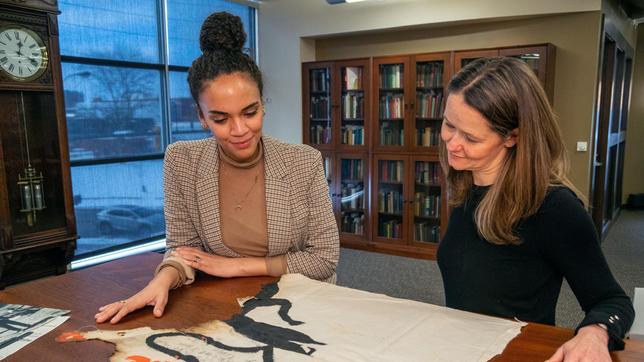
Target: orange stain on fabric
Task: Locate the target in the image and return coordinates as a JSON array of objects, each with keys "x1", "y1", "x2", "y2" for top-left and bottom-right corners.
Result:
[
  {"x1": 55, "y1": 331, "x2": 86, "y2": 342},
  {"x1": 126, "y1": 356, "x2": 151, "y2": 362}
]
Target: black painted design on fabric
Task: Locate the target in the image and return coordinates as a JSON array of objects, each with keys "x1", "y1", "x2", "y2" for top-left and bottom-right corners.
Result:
[
  {"x1": 143, "y1": 280, "x2": 325, "y2": 361},
  {"x1": 145, "y1": 332, "x2": 273, "y2": 362}
]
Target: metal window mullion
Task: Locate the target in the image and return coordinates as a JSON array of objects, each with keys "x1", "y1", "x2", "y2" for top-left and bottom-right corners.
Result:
[
  {"x1": 60, "y1": 55, "x2": 163, "y2": 70},
  {"x1": 252, "y1": 5, "x2": 258, "y2": 63},
  {"x1": 159, "y1": 0, "x2": 172, "y2": 149},
  {"x1": 70, "y1": 153, "x2": 165, "y2": 168}
]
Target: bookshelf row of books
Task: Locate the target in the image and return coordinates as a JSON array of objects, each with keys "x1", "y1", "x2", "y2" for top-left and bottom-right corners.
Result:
[
  {"x1": 310, "y1": 125, "x2": 332, "y2": 145},
  {"x1": 378, "y1": 190, "x2": 403, "y2": 214},
  {"x1": 379, "y1": 94, "x2": 404, "y2": 119},
  {"x1": 310, "y1": 96, "x2": 331, "y2": 119},
  {"x1": 343, "y1": 66, "x2": 363, "y2": 90},
  {"x1": 414, "y1": 223, "x2": 440, "y2": 243},
  {"x1": 379, "y1": 160, "x2": 404, "y2": 183},
  {"x1": 415, "y1": 162, "x2": 442, "y2": 185},
  {"x1": 414, "y1": 193, "x2": 441, "y2": 218},
  {"x1": 416, "y1": 62, "x2": 444, "y2": 88},
  {"x1": 380, "y1": 64, "x2": 403, "y2": 89},
  {"x1": 414, "y1": 126, "x2": 440, "y2": 147},
  {"x1": 341, "y1": 159, "x2": 364, "y2": 180},
  {"x1": 341, "y1": 212, "x2": 365, "y2": 235},
  {"x1": 379, "y1": 219, "x2": 402, "y2": 239},
  {"x1": 341, "y1": 125, "x2": 365, "y2": 146},
  {"x1": 380, "y1": 124, "x2": 405, "y2": 146},
  {"x1": 342, "y1": 93, "x2": 364, "y2": 119},
  {"x1": 416, "y1": 92, "x2": 444, "y2": 119},
  {"x1": 310, "y1": 69, "x2": 330, "y2": 92},
  {"x1": 341, "y1": 183, "x2": 365, "y2": 210}
]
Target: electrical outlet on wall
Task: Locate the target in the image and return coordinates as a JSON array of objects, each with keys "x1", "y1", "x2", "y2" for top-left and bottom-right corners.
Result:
[{"x1": 576, "y1": 141, "x2": 588, "y2": 152}]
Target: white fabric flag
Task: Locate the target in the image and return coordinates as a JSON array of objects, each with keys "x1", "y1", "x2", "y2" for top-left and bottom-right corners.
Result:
[{"x1": 60, "y1": 274, "x2": 525, "y2": 361}]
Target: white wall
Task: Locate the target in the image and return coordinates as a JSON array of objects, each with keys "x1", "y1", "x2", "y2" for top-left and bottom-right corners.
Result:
[{"x1": 258, "y1": 0, "x2": 601, "y2": 143}]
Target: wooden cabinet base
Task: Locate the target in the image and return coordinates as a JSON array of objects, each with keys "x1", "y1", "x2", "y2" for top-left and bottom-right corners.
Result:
[
  {"x1": 0, "y1": 238, "x2": 76, "y2": 289},
  {"x1": 341, "y1": 239, "x2": 437, "y2": 260}
]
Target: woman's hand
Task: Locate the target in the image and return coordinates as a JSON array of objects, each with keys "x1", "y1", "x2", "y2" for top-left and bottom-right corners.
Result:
[
  {"x1": 94, "y1": 267, "x2": 177, "y2": 324},
  {"x1": 545, "y1": 324, "x2": 611, "y2": 362},
  {"x1": 171, "y1": 247, "x2": 268, "y2": 278},
  {"x1": 171, "y1": 247, "x2": 238, "y2": 278}
]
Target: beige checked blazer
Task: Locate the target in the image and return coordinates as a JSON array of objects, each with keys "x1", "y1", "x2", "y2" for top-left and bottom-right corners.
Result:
[{"x1": 161, "y1": 135, "x2": 340, "y2": 283}]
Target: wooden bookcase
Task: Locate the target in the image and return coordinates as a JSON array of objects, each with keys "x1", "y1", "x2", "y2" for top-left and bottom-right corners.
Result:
[
  {"x1": 303, "y1": 44, "x2": 555, "y2": 260},
  {"x1": 303, "y1": 59, "x2": 372, "y2": 244},
  {"x1": 455, "y1": 44, "x2": 556, "y2": 102}
]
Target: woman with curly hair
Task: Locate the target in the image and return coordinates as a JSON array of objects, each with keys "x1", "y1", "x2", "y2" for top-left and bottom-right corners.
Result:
[{"x1": 95, "y1": 12, "x2": 339, "y2": 324}]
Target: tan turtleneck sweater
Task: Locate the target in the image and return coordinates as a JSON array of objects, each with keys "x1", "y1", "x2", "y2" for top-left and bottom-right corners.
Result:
[
  {"x1": 156, "y1": 139, "x2": 287, "y2": 288},
  {"x1": 218, "y1": 141, "x2": 286, "y2": 277}
]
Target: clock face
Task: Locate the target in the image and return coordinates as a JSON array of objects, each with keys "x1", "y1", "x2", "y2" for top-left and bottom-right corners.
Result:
[{"x1": 0, "y1": 26, "x2": 48, "y2": 82}]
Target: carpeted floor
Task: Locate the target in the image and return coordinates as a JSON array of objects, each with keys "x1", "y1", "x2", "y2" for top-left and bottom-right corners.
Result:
[{"x1": 336, "y1": 209, "x2": 644, "y2": 329}]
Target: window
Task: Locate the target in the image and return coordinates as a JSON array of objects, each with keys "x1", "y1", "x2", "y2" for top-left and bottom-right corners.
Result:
[{"x1": 60, "y1": 0, "x2": 256, "y2": 257}]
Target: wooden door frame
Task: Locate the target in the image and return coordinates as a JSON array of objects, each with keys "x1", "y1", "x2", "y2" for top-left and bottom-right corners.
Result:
[{"x1": 589, "y1": 18, "x2": 634, "y2": 239}]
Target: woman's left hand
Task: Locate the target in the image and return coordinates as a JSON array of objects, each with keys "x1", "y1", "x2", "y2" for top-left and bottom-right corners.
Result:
[
  {"x1": 171, "y1": 247, "x2": 237, "y2": 278},
  {"x1": 545, "y1": 324, "x2": 611, "y2": 362}
]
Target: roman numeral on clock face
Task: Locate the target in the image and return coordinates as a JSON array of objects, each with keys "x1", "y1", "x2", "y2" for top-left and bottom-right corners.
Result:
[{"x1": 0, "y1": 29, "x2": 45, "y2": 78}]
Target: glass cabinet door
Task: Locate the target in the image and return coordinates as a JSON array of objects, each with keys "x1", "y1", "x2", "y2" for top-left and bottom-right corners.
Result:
[
  {"x1": 306, "y1": 65, "x2": 333, "y2": 147},
  {"x1": 321, "y1": 151, "x2": 334, "y2": 201},
  {"x1": 411, "y1": 160, "x2": 442, "y2": 244},
  {"x1": 374, "y1": 56, "x2": 409, "y2": 151},
  {"x1": 0, "y1": 91, "x2": 68, "y2": 240},
  {"x1": 500, "y1": 45, "x2": 555, "y2": 101},
  {"x1": 339, "y1": 61, "x2": 368, "y2": 150},
  {"x1": 413, "y1": 53, "x2": 450, "y2": 152},
  {"x1": 454, "y1": 49, "x2": 499, "y2": 73},
  {"x1": 338, "y1": 155, "x2": 368, "y2": 239},
  {"x1": 375, "y1": 157, "x2": 406, "y2": 241}
]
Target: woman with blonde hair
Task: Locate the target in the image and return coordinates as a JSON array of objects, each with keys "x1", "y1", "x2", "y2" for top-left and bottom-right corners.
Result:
[{"x1": 437, "y1": 57, "x2": 633, "y2": 361}]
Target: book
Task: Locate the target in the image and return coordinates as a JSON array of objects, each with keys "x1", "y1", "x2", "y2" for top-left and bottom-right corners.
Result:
[{"x1": 345, "y1": 67, "x2": 362, "y2": 90}]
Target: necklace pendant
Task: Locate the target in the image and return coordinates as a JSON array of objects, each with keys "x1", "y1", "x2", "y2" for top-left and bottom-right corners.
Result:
[{"x1": 235, "y1": 203, "x2": 242, "y2": 211}]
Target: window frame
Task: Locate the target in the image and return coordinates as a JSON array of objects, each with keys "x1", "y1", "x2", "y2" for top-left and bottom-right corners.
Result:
[{"x1": 60, "y1": 0, "x2": 257, "y2": 258}]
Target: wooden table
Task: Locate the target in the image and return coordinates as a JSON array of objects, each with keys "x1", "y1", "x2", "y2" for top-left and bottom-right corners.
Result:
[{"x1": 1, "y1": 252, "x2": 642, "y2": 361}]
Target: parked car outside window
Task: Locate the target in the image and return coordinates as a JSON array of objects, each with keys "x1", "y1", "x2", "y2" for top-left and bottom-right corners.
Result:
[{"x1": 96, "y1": 205, "x2": 164, "y2": 236}]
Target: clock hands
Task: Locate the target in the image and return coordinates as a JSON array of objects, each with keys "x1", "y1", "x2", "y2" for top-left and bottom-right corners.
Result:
[{"x1": 0, "y1": 29, "x2": 43, "y2": 77}]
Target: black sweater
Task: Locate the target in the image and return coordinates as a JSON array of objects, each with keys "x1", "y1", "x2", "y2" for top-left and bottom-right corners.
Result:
[{"x1": 437, "y1": 186, "x2": 634, "y2": 350}]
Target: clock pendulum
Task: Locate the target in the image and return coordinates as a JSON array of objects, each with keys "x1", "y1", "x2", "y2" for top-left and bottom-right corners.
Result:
[{"x1": 16, "y1": 91, "x2": 46, "y2": 226}]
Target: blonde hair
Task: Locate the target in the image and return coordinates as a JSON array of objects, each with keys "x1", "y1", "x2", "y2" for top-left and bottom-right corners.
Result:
[{"x1": 440, "y1": 57, "x2": 584, "y2": 245}]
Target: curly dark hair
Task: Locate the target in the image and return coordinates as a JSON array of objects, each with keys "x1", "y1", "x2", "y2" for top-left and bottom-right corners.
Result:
[{"x1": 187, "y1": 12, "x2": 263, "y2": 102}]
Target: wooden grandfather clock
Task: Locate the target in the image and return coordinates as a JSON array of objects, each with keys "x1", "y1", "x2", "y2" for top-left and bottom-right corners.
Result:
[{"x1": 0, "y1": 0, "x2": 77, "y2": 288}]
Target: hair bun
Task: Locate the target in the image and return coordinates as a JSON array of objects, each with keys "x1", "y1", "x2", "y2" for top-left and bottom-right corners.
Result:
[{"x1": 199, "y1": 12, "x2": 246, "y2": 53}]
